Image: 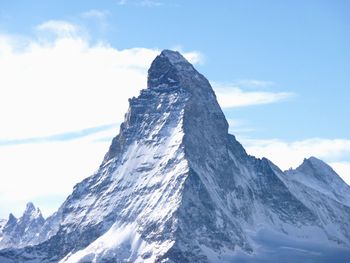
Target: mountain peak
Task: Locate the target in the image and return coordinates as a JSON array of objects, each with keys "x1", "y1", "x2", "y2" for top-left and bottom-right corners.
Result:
[
  {"x1": 159, "y1": 49, "x2": 188, "y2": 64},
  {"x1": 7, "y1": 213, "x2": 17, "y2": 224},
  {"x1": 304, "y1": 156, "x2": 324, "y2": 164},
  {"x1": 103, "y1": 50, "x2": 225, "y2": 166},
  {"x1": 22, "y1": 202, "x2": 43, "y2": 221},
  {"x1": 24, "y1": 202, "x2": 35, "y2": 213},
  {"x1": 147, "y1": 49, "x2": 197, "y2": 90},
  {"x1": 299, "y1": 156, "x2": 333, "y2": 173},
  {"x1": 0, "y1": 203, "x2": 45, "y2": 249},
  {"x1": 285, "y1": 156, "x2": 350, "y2": 206}
]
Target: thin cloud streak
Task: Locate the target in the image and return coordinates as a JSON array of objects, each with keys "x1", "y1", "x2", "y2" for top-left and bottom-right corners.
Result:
[
  {"x1": 81, "y1": 10, "x2": 110, "y2": 32},
  {"x1": 0, "y1": 124, "x2": 117, "y2": 146},
  {"x1": 117, "y1": 0, "x2": 164, "y2": 7},
  {"x1": 235, "y1": 79, "x2": 275, "y2": 88},
  {"x1": 213, "y1": 82, "x2": 294, "y2": 108},
  {"x1": 81, "y1": 10, "x2": 109, "y2": 19},
  {"x1": 36, "y1": 20, "x2": 80, "y2": 37}
]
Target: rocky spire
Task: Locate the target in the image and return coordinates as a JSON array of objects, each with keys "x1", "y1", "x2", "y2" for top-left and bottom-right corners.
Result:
[
  {"x1": 103, "y1": 49, "x2": 228, "y2": 164},
  {"x1": 147, "y1": 50, "x2": 197, "y2": 90},
  {"x1": 0, "y1": 203, "x2": 45, "y2": 249},
  {"x1": 24, "y1": 202, "x2": 35, "y2": 214}
]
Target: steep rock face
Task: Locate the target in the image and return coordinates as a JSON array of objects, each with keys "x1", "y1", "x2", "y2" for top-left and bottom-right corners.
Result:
[
  {"x1": 0, "y1": 203, "x2": 45, "y2": 249},
  {"x1": 0, "y1": 50, "x2": 350, "y2": 263}
]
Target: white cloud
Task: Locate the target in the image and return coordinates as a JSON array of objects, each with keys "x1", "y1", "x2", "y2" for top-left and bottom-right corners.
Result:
[
  {"x1": 213, "y1": 82, "x2": 294, "y2": 108},
  {"x1": 241, "y1": 137, "x2": 350, "y2": 185},
  {"x1": 117, "y1": 0, "x2": 128, "y2": 5},
  {"x1": 81, "y1": 10, "x2": 110, "y2": 32},
  {"x1": 117, "y1": 0, "x2": 163, "y2": 7},
  {"x1": 140, "y1": 0, "x2": 163, "y2": 7},
  {"x1": 235, "y1": 79, "x2": 275, "y2": 88},
  {"x1": 227, "y1": 118, "x2": 255, "y2": 135},
  {"x1": 330, "y1": 162, "x2": 350, "y2": 185},
  {"x1": 81, "y1": 10, "x2": 109, "y2": 20},
  {"x1": 0, "y1": 133, "x2": 112, "y2": 218},
  {"x1": 36, "y1": 20, "x2": 80, "y2": 37}
]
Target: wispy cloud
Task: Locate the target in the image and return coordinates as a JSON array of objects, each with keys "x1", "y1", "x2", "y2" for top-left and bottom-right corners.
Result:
[
  {"x1": 117, "y1": 0, "x2": 128, "y2": 5},
  {"x1": 140, "y1": 0, "x2": 163, "y2": 7},
  {"x1": 235, "y1": 79, "x2": 275, "y2": 88},
  {"x1": 36, "y1": 20, "x2": 80, "y2": 37},
  {"x1": 226, "y1": 118, "x2": 255, "y2": 135},
  {"x1": 81, "y1": 10, "x2": 109, "y2": 20},
  {"x1": 81, "y1": 10, "x2": 110, "y2": 32},
  {"x1": 213, "y1": 82, "x2": 294, "y2": 108},
  {"x1": 117, "y1": 0, "x2": 164, "y2": 7},
  {"x1": 0, "y1": 124, "x2": 116, "y2": 146}
]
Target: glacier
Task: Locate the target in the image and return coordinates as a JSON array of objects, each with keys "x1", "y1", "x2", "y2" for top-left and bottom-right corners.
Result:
[{"x1": 0, "y1": 49, "x2": 349, "y2": 262}]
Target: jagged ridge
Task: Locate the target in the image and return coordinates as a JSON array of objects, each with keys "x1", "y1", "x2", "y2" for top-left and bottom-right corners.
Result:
[{"x1": 0, "y1": 202, "x2": 45, "y2": 249}]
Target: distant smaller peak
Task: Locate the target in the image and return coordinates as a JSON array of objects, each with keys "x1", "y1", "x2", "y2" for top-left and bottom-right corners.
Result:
[
  {"x1": 8, "y1": 213, "x2": 16, "y2": 220},
  {"x1": 25, "y1": 202, "x2": 36, "y2": 213},
  {"x1": 295, "y1": 156, "x2": 338, "y2": 178},
  {"x1": 8, "y1": 213, "x2": 17, "y2": 223},
  {"x1": 23, "y1": 202, "x2": 44, "y2": 219},
  {"x1": 302, "y1": 156, "x2": 327, "y2": 167},
  {"x1": 286, "y1": 157, "x2": 326, "y2": 174},
  {"x1": 307, "y1": 156, "x2": 324, "y2": 163}
]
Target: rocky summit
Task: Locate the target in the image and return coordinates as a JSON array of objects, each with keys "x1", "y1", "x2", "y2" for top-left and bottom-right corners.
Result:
[
  {"x1": 1, "y1": 50, "x2": 350, "y2": 263},
  {"x1": 0, "y1": 202, "x2": 45, "y2": 250}
]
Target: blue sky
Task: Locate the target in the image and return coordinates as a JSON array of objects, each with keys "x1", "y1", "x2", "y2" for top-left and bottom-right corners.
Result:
[{"x1": 0, "y1": 0, "x2": 349, "y2": 218}]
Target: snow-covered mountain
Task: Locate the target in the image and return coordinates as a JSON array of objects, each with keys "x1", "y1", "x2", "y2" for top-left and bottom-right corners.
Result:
[
  {"x1": 0, "y1": 50, "x2": 349, "y2": 262},
  {"x1": 286, "y1": 157, "x2": 350, "y2": 206},
  {"x1": 0, "y1": 202, "x2": 45, "y2": 249}
]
